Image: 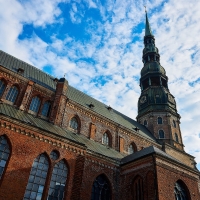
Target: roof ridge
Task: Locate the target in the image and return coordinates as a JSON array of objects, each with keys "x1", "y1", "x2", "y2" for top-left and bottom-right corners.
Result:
[{"x1": 0, "y1": 50, "x2": 55, "y2": 79}]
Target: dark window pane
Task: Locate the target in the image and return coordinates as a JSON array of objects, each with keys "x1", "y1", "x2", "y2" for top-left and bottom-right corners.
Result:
[
  {"x1": 50, "y1": 150, "x2": 59, "y2": 160},
  {"x1": 41, "y1": 102, "x2": 51, "y2": 117},
  {"x1": 6, "y1": 86, "x2": 18, "y2": 103},
  {"x1": 91, "y1": 175, "x2": 111, "y2": 200},
  {"x1": 70, "y1": 117, "x2": 78, "y2": 130},
  {"x1": 0, "y1": 136, "x2": 10, "y2": 180},
  {"x1": 23, "y1": 154, "x2": 49, "y2": 200},
  {"x1": 47, "y1": 160, "x2": 68, "y2": 200},
  {"x1": 0, "y1": 80, "x2": 6, "y2": 97},
  {"x1": 29, "y1": 97, "x2": 41, "y2": 113}
]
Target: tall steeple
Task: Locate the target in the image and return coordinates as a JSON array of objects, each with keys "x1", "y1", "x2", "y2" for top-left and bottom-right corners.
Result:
[{"x1": 137, "y1": 12, "x2": 184, "y2": 151}]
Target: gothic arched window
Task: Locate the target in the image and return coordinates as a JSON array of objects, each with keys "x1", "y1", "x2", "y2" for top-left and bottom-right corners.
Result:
[
  {"x1": 0, "y1": 80, "x2": 6, "y2": 97},
  {"x1": 70, "y1": 117, "x2": 78, "y2": 130},
  {"x1": 102, "y1": 133, "x2": 109, "y2": 146},
  {"x1": 159, "y1": 130, "x2": 165, "y2": 139},
  {"x1": 157, "y1": 117, "x2": 162, "y2": 124},
  {"x1": 144, "y1": 120, "x2": 147, "y2": 126},
  {"x1": 175, "y1": 133, "x2": 179, "y2": 143},
  {"x1": 29, "y1": 97, "x2": 41, "y2": 113},
  {"x1": 174, "y1": 180, "x2": 190, "y2": 200},
  {"x1": 128, "y1": 142, "x2": 137, "y2": 155},
  {"x1": 6, "y1": 86, "x2": 18, "y2": 103},
  {"x1": 41, "y1": 101, "x2": 51, "y2": 117},
  {"x1": 23, "y1": 154, "x2": 49, "y2": 200},
  {"x1": 132, "y1": 176, "x2": 144, "y2": 200},
  {"x1": 0, "y1": 136, "x2": 10, "y2": 180},
  {"x1": 173, "y1": 120, "x2": 176, "y2": 128},
  {"x1": 47, "y1": 160, "x2": 68, "y2": 200},
  {"x1": 91, "y1": 174, "x2": 111, "y2": 200}
]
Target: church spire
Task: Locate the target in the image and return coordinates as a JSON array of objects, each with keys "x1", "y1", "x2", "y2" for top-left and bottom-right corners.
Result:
[{"x1": 145, "y1": 11, "x2": 153, "y2": 36}]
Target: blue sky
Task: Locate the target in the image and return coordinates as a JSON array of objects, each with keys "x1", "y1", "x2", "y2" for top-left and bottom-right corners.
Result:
[{"x1": 0, "y1": 0, "x2": 200, "y2": 170}]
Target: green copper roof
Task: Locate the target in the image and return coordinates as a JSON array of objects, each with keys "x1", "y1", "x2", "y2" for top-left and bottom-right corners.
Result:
[
  {"x1": 141, "y1": 62, "x2": 166, "y2": 76},
  {"x1": 0, "y1": 50, "x2": 157, "y2": 143},
  {"x1": 145, "y1": 12, "x2": 153, "y2": 36},
  {"x1": 0, "y1": 103, "x2": 124, "y2": 159}
]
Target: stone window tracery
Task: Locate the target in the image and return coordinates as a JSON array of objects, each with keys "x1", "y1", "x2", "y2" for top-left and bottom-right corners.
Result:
[
  {"x1": 50, "y1": 150, "x2": 59, "y2": 160},
  {"x1": 29, "y1": 96, "x2": 41, "y2": 113},
  {"x1": 91, "y1": 174, "x2": 111, "y2": 200},
  {"x1": 0, "y1": 80, "x2": 6, "y2": 97},
  {"x1": 70, "y1": 117, "x2": 78, "y2": 130},
  {"x1": 174, "y1": 181, "x2": 190, "y2": 200},
  {"x1": 41, "y1": 101, "x2": 51, "y2": 117},
  {"x1": 102, "y1": 132, "x2": 109, "y2": 146},
  {"x1": 6, "y1": 85, "x2": 18, "y2": 103},
  {"x1": 23, "y1": 154, "x2": 49, "y2": 200},
  {"x1": 0, "y1": 136, "x2": 10, "y2": 180},
  {"x1": 158, "y1": 130, "x2": 165, "y2": 139},
  {"x1": 47, "y1": 160, "x2": 68, "y2": 200}
]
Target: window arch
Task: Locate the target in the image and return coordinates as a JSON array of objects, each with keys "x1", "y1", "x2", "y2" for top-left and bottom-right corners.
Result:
[
  {"x1": 175, "y1": 133, "x2": 179, "y2": 143},
  {"x1": 102, "y1": 132, "x2": 110, "y2": 146},
  {"x1": 23, "y1": 154, "x2": 49, "y2": 200},
  {"x1": 47, "y1": 160, "x2": 68, "y2": 200},
  {"x1": 6, "y1": 85, "x2": 18, "y2": 103},
  {"x1": 174, "y1": 180, "x2": 190, "y2": 200},
  {"x1": 0, "y1": 80, "x2": 6, "y2": 97},
  {"x1": 158, "y1": 130, "x2": 165, "y2": 139},
  {"x1": 132, "y1": 175, "x2": 144, "y2": 200},
  {"x1": 41, "y1": 101, "x2": 51, "y2": 117},
  {"x1": 144, "y1": 120, "x2": 147, "y2": 126},
  {"x1": 173, "y1": 120, "x2": 176, "y2": 128},
  {"x1": 91, "y1": 174, "x2": 111, "y2": 200},
  {"x1": 128, "y1": 142, "x2": 137, "y2": 155},
  {"x1": 157, "y1": 117, "x2": 162, "y2": 124},
  {"x1": 70, "y1": 117, "x2": 78, "y2": 130},
  {"x1": 0, "y1": 136, "x2": 10, "y2": 180},
  {"x1": 29, "y1": 96, "x2": 41, "y2": 113}
]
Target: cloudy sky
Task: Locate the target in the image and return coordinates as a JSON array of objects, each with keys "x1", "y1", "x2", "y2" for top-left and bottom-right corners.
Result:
[{"x1": 0, "y1": 0, "x2": 200, "y2": 170}]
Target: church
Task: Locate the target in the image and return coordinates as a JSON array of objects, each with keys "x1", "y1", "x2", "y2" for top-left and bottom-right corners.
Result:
[{"x1": 0, "y1": 12, "x2": 199, "y2": 200}]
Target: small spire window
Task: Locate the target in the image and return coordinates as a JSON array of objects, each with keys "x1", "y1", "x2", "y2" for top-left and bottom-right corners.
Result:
[
  {"x1": 173, "y1": 120, "x2": 176, "y2": 128},
  {"x1": 157, "y1": 117, "x2": 162, "y2": 124},
  {"x1": 144, "y1": 120, "x2": 147, "y2": 126},
  {"x1": 175, "y1": 133, "x2": 179, "y2": 143},
  {"x1": 159, "y1": 130, "x2": 165, "y2": 139}
]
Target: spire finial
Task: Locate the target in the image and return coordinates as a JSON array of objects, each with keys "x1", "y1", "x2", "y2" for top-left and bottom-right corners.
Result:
[
  {"x1": 145, "y1": 9, "x2": 153, "y2": 36},
  {"x1": 144, "y1": 5, "x2": 147, "y2": 13}
]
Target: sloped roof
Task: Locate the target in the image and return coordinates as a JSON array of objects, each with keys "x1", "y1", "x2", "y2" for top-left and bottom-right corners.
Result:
[
  {"x1": 121, "y1": 145, "x2": 185, "y2": 165},
  {"x1": 0, "y1": 103, "x2": 124, "y2": 160},
  {"x1": 0, "y1": 50, "x2": 157, "y2": 142}
]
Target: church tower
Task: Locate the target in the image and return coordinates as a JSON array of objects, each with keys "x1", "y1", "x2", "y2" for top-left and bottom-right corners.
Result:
[{"x1": 137, "y1": 12, "x2": 184, "y2": 151}]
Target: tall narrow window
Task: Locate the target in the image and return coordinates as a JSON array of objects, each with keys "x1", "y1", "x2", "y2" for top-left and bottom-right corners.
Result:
[
  {"x1": 159, "y1": 130, "x2": 165, "y2": 139},
  {"x1": 6, "y1": 86, "x2": 18, "y2": 103},
  {"x1": 174, "y1": 180, "x2": 190, "y2": 200},
  {"x1": 29, "y1": 97, "x2": 41, "y2": 113},
  {"x1": 91, "y1": 174, "x2": 111, "y2": 200},
  {"x1": 47, "y1": 160, "x2": 68, "y2": 200},
  {"x1": 144, "y1": 120, "x2": 147, "y2": 126},
  {"x1": 173, "y1": 120, "x2": 176, "y2": 128},
  {"x1": 70, "y1": 117, "x2": 78, "y2": 130},
  {"x1": 157, "y1": 117, "x2": 162, "y2": 124},
  {"x1": 41, "y1": 101, "x2": 51, "y2": 117},
  {"x1": 102, "y1": 133, "x2": 109, "y2": 146},
  {"x1": 0, "y1": 136, "x2": 10, "y2": 180},
  {"x1": 175, "y1": 133, "x2": 179, "y2": 143},
  {"x1": 132, "y1": 176, "x2": 144, "y2": 200},
  {"x1": 0, "y1": 80, "x2": 6, "y2": 97},
  {"x1": 23, "y1": 154, "x2": 49, "y2": 200}
]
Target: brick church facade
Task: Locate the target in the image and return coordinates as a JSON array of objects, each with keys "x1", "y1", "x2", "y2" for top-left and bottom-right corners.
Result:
[{"x1": 0, "y1": 13, "x2": 199, "y2": 200}]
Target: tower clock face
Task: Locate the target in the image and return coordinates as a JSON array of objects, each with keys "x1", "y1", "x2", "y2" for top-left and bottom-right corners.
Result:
[{"x1": 140, "y1": 95, "x2": 147, "y2": 104}]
